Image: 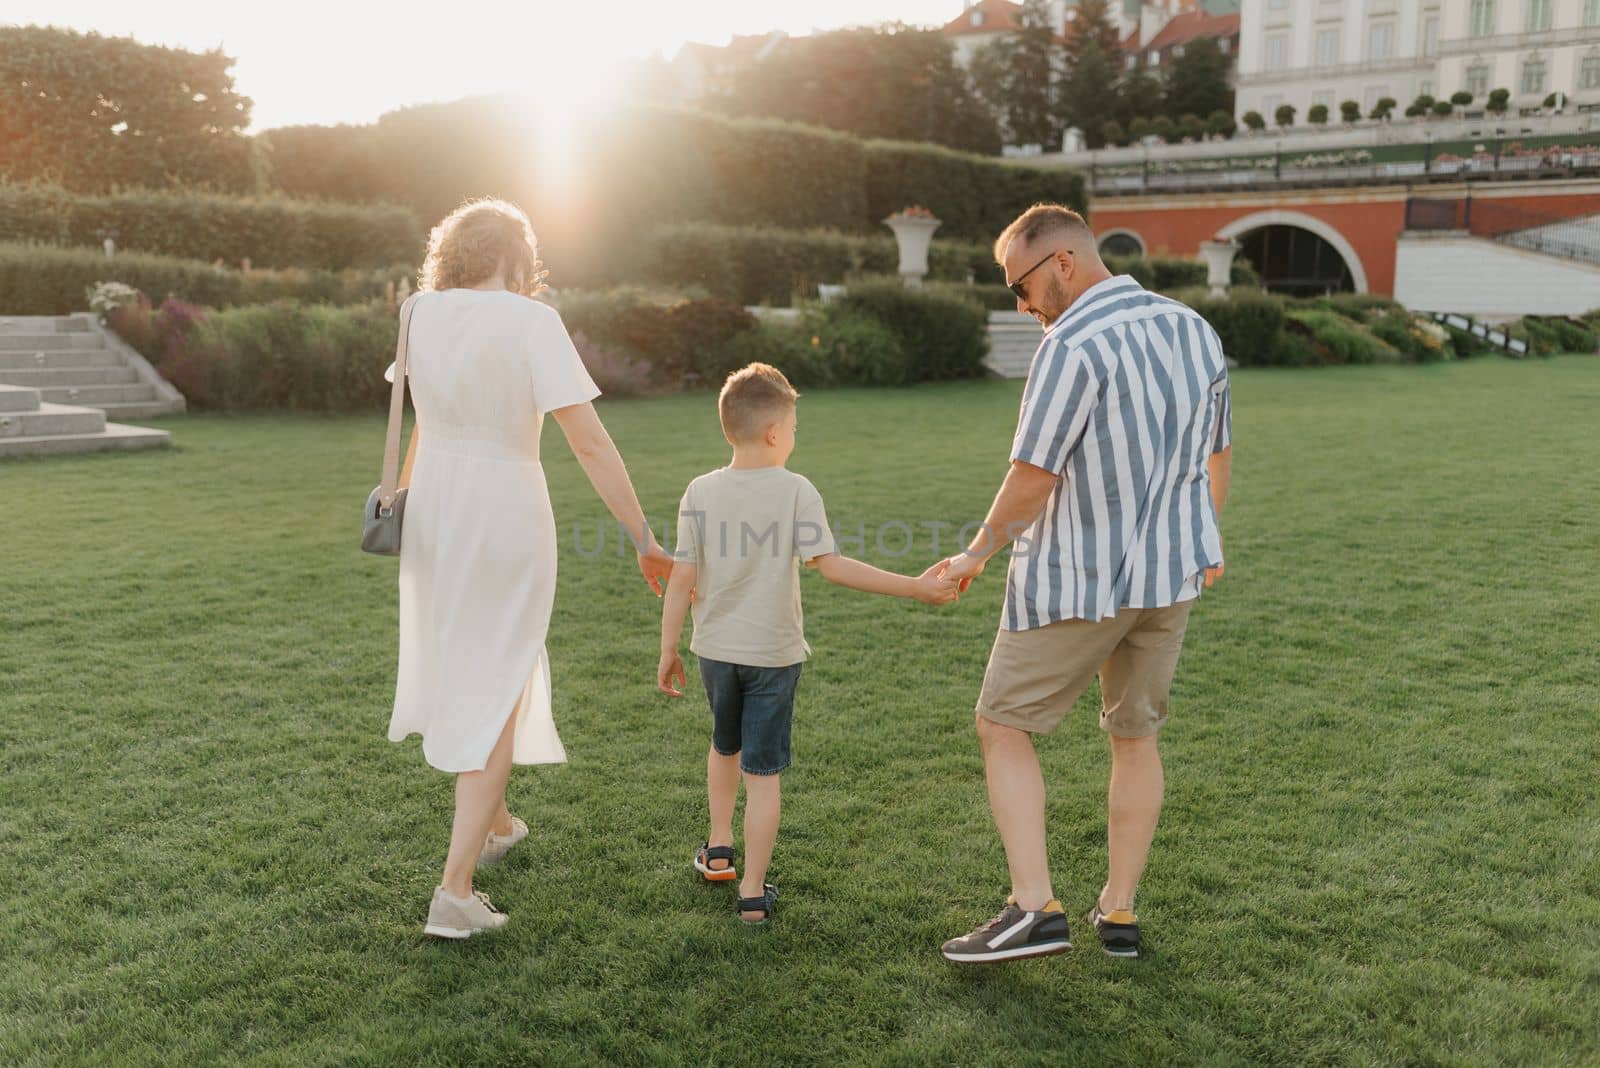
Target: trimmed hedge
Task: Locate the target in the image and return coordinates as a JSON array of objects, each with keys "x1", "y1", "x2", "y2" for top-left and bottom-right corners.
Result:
[
  {"x1": 0, "y1": 182, "x2": 423, "y2": 270},
  {"x1": 1177, "y1": 288, "x2": 1287, "y2": 367},
  {"x1": 1107, "y1": 254, "x2": 1260, "y2": 292},
  {"x1": 861, "y1": 139, "x2": 1087, "y2": 243},
  {"x1": 1286, "y1": 309, "x2": 1404, "y2": 365},
  {"x1": 630, "y1": 223, "x2": 999, "y2": 307},
  {"x1": 835, "y1": 277, "x2": 989, "y2": 383},
  {"x1": 109, "y1": 297, "x2": 397, "y2": 412},
  {"x1": 0, "y1": 242, "x2": 412, "y2": 315}
]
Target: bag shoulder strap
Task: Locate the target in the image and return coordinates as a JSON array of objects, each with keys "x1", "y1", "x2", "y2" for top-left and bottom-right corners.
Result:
[{"x1": 379, "y1": 292, "x2": 422, "y2": 509}]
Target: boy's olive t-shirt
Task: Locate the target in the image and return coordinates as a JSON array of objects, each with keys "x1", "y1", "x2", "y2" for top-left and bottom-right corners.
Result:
[{"x1": 675, "y1": 466, "x2": 836, "y2": 668}]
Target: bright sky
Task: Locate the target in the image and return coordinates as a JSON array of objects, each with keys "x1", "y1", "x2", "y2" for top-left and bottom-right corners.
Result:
[{"x1": 7, "y1": 1, "x2": 964, "y2": 131}]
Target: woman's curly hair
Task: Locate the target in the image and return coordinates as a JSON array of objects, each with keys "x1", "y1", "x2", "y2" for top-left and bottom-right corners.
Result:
[{"x1": 419, "y1": 198, "x2": 549, "y2": 296}]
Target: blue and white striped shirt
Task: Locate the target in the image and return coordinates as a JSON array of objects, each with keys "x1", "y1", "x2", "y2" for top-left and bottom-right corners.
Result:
[{"x1": 1004, "y1": 275, "x2": 1231, "y2": 631}]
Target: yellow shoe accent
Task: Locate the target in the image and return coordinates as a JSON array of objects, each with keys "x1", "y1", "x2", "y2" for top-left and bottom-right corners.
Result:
[
  {"x1": 1103, "y1": 909, "x2": 1137, "y2": 925},
  {"x1": 1042, "y1": 899, "x2": 1065, "y2": 913}
]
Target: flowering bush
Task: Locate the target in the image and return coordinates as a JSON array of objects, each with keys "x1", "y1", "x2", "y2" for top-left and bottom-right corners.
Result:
[{"x1": 86, "y1": 281, "x2": 142, "y2": 319}]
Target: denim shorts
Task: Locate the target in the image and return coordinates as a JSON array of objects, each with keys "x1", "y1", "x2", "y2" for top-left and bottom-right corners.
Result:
[{"x1": 697, "y1": 656, "x2": 802, "y2": 775}]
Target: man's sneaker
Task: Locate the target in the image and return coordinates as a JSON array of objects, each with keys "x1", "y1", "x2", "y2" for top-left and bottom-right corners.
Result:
[
  {"x1": 940, "y1": 897, "x2": 1072, "y2": 963},
  {"x1": 424, "y1": 887, "x2": 509, "y2": 940},
  {"x1": 1088, "y1": 904, "x2": 1141, "y2": 958},
  {"x1": 478, "y1": 815, "x2": 528, "y2": 868}
]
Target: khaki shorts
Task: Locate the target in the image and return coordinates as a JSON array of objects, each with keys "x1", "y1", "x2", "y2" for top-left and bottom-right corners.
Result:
[{"x1": 975, "y1": 601, "x2": 1194, "y2": 739}]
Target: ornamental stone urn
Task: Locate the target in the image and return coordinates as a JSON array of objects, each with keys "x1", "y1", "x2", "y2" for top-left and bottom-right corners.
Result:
[
  {"x1": 1199, "y1": 239, "x2": 1242, "y2": 299},
  {"x1": 884, "y1": 209, "x2": 941, "y2": 287}
]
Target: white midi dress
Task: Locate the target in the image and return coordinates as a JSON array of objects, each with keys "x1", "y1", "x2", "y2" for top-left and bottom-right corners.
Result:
[{"x1": 387, "y1": 289, "x2": 600, "y2": 773}]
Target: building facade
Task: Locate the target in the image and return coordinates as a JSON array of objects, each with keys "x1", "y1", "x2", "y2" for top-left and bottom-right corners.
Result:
[{"x1": 1238, "y1": 0, "x2": 1600, "y2": 124}]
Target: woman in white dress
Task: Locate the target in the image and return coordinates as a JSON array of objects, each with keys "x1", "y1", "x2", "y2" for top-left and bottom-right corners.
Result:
[{"x1": 386, "y1": 199, "x2": 673, "y2": 939}]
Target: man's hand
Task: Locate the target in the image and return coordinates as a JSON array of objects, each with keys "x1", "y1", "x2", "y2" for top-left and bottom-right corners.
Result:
[
  {"x1": 638, "y1": 542, "x2": 674, "y2": 596},
  {"x1": 913, "y1": 562, "x2": 960, "y2": 605},
  {"x1": 1205, "y1": 535, "x2": 1224, "y2": 588},
  {"x1": 657, "y1": 650, "x2": 687, "y2": 697},
  {"x1": 939, "y1": 552, "x2": 986, "y2": 593}
]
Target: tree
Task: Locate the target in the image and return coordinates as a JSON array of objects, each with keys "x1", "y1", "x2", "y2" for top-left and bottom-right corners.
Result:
[
  {"x1": 1410, "y1": 93, "x2": 1435, "y2": 113},
  {"x1": 1101, "y1": 119, "x2": 1125, "y2": 146},
  {"x1": 1059, "y1": 0, "x2": 1121, "y2": 148},
  {"x1": 1451, "y1": 91, "x2": 1474, "y2": 108},
  {"x1": 1009, "y1": 0, "x2": 1064, "y2": 147},
  {"x1": 1340, "y1": 99, "x2": 1362, "y2": 123},
  {"x1": 1179, "y1": 113, "x2": 1205, "y2": 141},
  {"x1": 725, "y1": 25, "x2": 1000, "y2": 154},
  {"x1": 1369, "y1": 96, "x2": 1396, "y2": 121},
  {"x1": 1487, "y1": 88, "x2": 1511, "y2": 114},
  {"x1": 1308, "y1": 103, "x2": 1330, "y2": 125},
  {"x1": 1162, "y1": 36, "x2": 1233, "y2": 121},
  {"x1": 1207, "y1": 109, "x2": 1237, "y2": 138},
  {"x1": 1115, "y1": 69, "x2": 1164, "y2": 130},
  {"x1": 1405, "y1": 102, "x2": 1426, "y2": 118},
  {"x1": 1151, "y1": 115, "x2": 1176, "y2": 143},
  {"x1": 1275, "y1": 103, "x2": 1296, "y2": 128},
  {"x1": 1432, "y1": 98, "x2": 1455, "y2": 117},
  {"x1": 1129, "y1": 116, "x2": 1153, "y2": 141},
  {"x1": 0, "y1": 26, "x2": 257, "y2": 192},
  {"x1": 1242, "y1": 110, "x2": 1266, "y2": 131}
]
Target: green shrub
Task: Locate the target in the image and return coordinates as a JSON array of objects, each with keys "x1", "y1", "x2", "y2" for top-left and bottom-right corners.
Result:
[
  {"x1": 0, "y1": 182, "x2": 423, "y2": 270},
  {"x1": 1308, "y1": 292, "x2": 1402, "y2": 322},
  {"x1": 802, "y1": 305, "x2": 910, "y2": 386},
  {"x1": 1287, "y1": 309, "x2": 1403, "y2": 365},
  {"x1": 1444, "y1": 323, "x2": 1493, "y2": 358},
  {"x1": 1523, "y1": 316, "x2": 1597, "y2": 354},
  {"x1": 1105, "y1": 255, "x2": 1258, "y2": 294},
  {"x1": 1180, "y1": 288, "x2": 1287, "y2": 367},
  {"x1": 108, "y1": 297, "x2": 399, "y2": 412},
  {"x1": 0, "y1": 241, "x2": 410, "y2": 314},
  {"x1": 1510, "y1": 317, "x2": 1560, "y2": 356},
  {"x1": 924, "y1": 280, "x2": 1016, "y2": 311},
  {"x1": 835, "y1": 278, "x2": 988, "y2": 383}
]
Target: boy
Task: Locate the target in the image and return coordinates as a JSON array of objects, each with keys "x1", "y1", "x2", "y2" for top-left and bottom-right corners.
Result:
[{"x1": 657, "y1": 363, "x2": 957, "y2": 923}]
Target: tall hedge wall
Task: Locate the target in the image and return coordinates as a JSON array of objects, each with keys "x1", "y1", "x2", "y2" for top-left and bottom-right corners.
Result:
[
  {"x1": 259, "y1": 100, "x2": 1087, "y2": 282},
  {"x1": 0, "y1": 183, "x2": 424, "y2": 271}
]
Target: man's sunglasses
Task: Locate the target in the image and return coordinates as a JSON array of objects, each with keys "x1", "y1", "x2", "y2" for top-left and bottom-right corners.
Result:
[{"x1": 1008, "y1": 248, "x2": 1070, "y2": 300}]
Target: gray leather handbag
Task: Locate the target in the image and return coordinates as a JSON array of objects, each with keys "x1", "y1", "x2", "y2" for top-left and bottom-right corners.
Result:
[{"x1": 361, "y1": 293, "x2": 421, "y2": 556}]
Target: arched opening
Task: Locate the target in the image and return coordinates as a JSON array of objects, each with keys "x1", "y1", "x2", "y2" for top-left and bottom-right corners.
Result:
[
  {"x1": 1215, "y1": 210, "x2": 1368, "y2": 295},
  {"x1": 1236, "y1": 225, "x2": 1355, "y2": 296},
  {"x1": 1098, "y1": 229, "x2": 1145, "y2": 257}
]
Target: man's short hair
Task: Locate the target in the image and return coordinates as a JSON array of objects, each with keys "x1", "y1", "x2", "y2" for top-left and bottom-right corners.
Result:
[
  {"x1": 994, "y1": 203, "x2": 1093, "y2": 265},
  {"x1": 719, "y1": 362, "x2": 799, "y2": 444}
]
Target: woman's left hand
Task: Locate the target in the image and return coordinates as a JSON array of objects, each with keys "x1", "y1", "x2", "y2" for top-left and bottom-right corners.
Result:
[{"x1": 637, "y1": 541, "x2": 675, "y2": 597}]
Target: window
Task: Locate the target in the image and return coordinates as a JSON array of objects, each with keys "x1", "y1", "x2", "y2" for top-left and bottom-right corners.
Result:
[
  {"x1": 1526, "y1": 0, "x2": 1550, "y2": 31},
  {"x1": 1368, "y1": 21, "x2": 1395, "y2": 61},
  {"x1": 1263, "y1": 94, "x2": 1284, "y2": 116},
  {"x1": 1419, "y1": 80, "x2": 1434, "y2": 98},
  {"x1": 1269, "y1": 0, "x2": 1289, "y2": 8},
  {"x1": 1315, "y1": 28, "x2": 1341, "y2": 66},
  {"x1": 1466, "y1": 64, "x2": 1490, "y2": 96},
  {"x1": 1522, "y1": 57, "x2": 1548, "y2": 94},
  {"x1": 1125, "y1": 53, "x2": 1139, "y2": 70},
  {"x1": 1584, "y1": 56, "x2": 1600, "y2": 89},
  {"x1": 971, "y1": 9, "x2": 985, "y2": 26},
  {"x1": 1149, "y1": 48, "x2": 1161, "y2": 66},
  {"x1": 1265, "y1": 33, "x2": 1289, "y2": 70},
  {"x1": 1423, "y1": 16, "x2": 1440, "y2": 58},
  {"x1": 1470, "y1": 0, "x2": 1496, "y2": 36},
  {"x1": 1312, "y1": 89, "x2": 1335, "y2": 108},
  {"x1": 1220, "y1": 37, "x2": 1232, "y2": 55},
  {"x1": 1587, "y1": 0, "x2": 1600, "y2": 26}
]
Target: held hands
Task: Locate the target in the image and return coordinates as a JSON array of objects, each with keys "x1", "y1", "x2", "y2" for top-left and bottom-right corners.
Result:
[
  {"x1": 658, "y1": 649, "x2": 687, "y2": 697},
  {"x1": 637, "y1": 539, "x2": 675, "y2": 597},
  {"x1": 914, "y1": 562, "x2": 961, "y2": 605},
  {"x1": 936, "y1": 552, "x2": 986, "y2": 594}
]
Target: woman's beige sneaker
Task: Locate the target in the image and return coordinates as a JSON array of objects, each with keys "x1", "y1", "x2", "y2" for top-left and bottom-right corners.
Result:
[
  {"x1": 477, "y1": 815, "x2": 528, "y2": 868},
  {"x1": 424, "y1": 887, "x2": 509, "y2": 939}
]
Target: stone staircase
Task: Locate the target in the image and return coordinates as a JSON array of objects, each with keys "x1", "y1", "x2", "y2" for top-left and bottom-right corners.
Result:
[
  {"x1": 0, "y1": 314, "x2": 182, "y2": 458},
  {"x1": 987, "y1": 311, "x2": 1042, "y2": 379}
]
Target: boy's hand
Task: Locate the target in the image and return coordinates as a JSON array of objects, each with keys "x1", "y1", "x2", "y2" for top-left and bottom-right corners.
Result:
[
  {"x1": 658, "y1": 650, "x2": 687, "y2": 697},
  {"x1": 914, "y1": 562, "x2": 960, "y2": 605}
]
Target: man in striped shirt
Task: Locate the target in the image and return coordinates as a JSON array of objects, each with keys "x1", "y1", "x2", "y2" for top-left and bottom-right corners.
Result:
[{"x1": 938, "y1": 204, "x2": 1232, "y2": 965}]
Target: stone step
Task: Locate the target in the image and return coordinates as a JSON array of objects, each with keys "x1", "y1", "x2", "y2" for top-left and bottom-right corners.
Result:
[
  {"x1": 0, "y1": 333, "x2": 105, "y2": 351},
  {"x1": 0, "y1": 422, "x2": 170, "y2": 459},
  {"x1": 0, "y1": 349, "x2": 126, "y2": 370},
  {"x1": 0, "y1": 401, "x2": 106, "y2": 438},
  {"x1": 0, "y1": 316, "x2": 92, "y2": 335},
  {"x1": 0, "y1": 383, "x2": 41, "y2": 413},
  {"x1": 0, "y1": 366, "x2": 140, "y2": 388},
  {"x1": 93, "y1": 400, "x2": 186, "y2": 421},
  {"x1": 39, "y1": 383, "x2": 158, "y2": 406}
]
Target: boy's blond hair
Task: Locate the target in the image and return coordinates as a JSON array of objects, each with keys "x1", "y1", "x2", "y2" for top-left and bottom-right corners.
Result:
[{"x1": 718, "y1": 363, "x2": 798, "y2": 445}]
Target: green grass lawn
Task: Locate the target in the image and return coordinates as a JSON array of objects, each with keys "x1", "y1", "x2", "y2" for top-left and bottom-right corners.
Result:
[{"x1": 3, "y1": 357, "x2": 1598, "y2": 1065}]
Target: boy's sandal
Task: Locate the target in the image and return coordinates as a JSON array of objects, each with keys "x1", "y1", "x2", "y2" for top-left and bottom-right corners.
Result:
[
  {"x1": 737, "y1": 884, "x2": 779, "y2": 924},
  {"x1": 694, "y1": 843, "x2": 738, "y2": 883}
]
